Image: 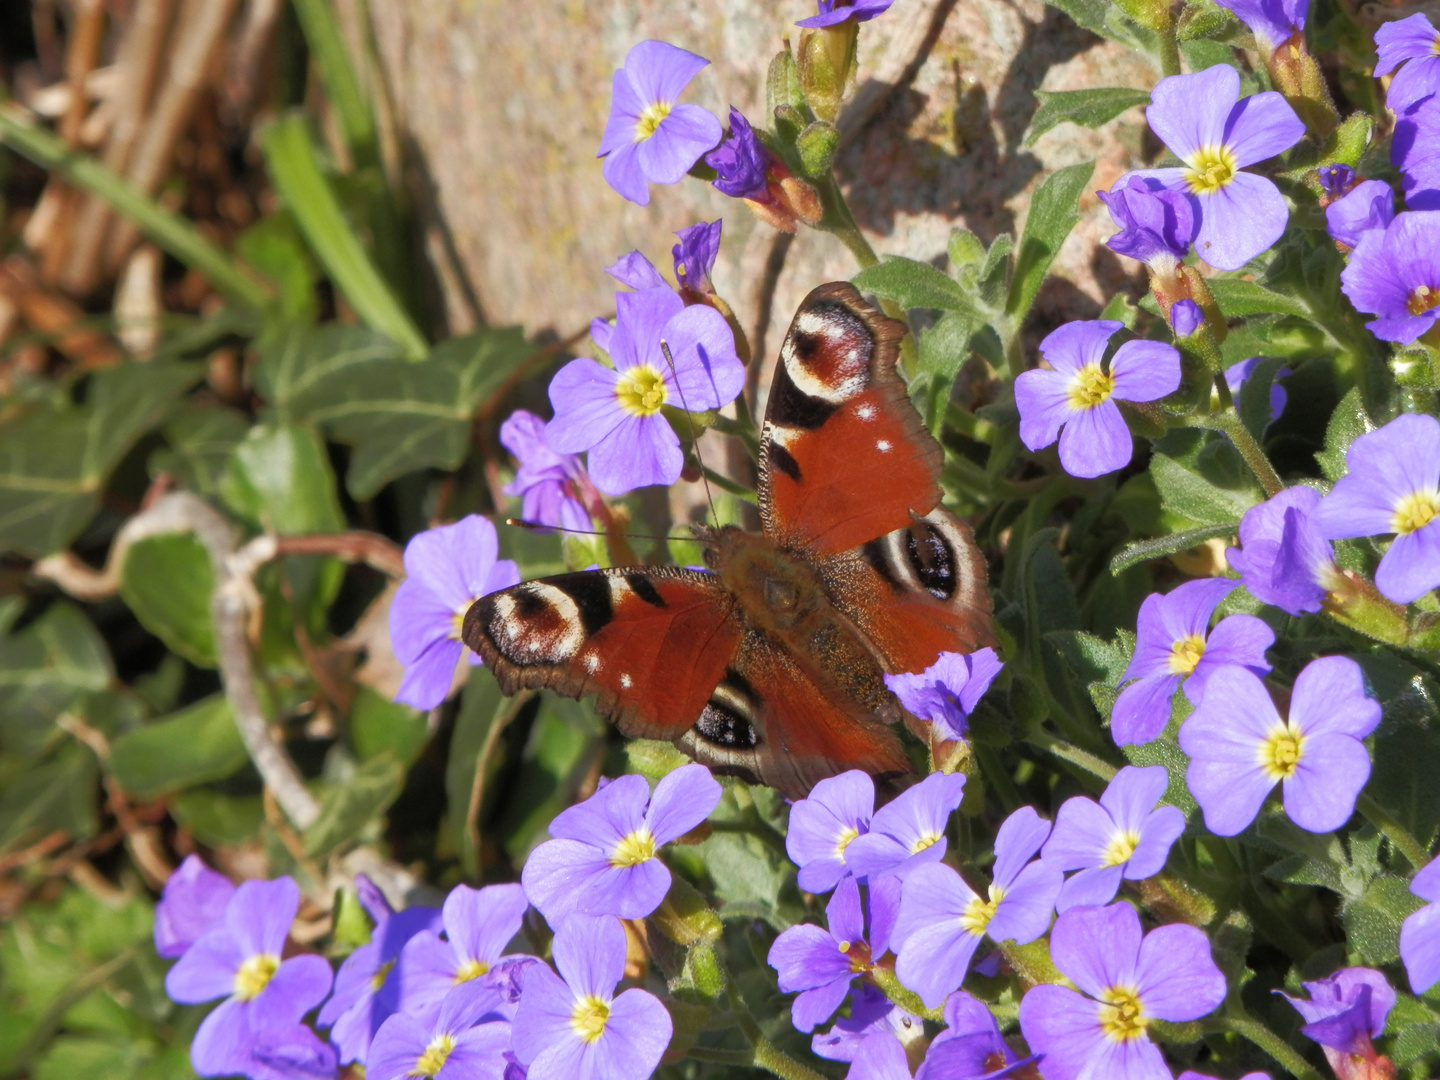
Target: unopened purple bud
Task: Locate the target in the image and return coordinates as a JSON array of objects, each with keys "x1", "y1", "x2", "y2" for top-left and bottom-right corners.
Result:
[
  {"x1": 1318, "y1": 163, "x2": 1355, "y2": 196},
  {"x1": 1171, "y1": 299, "x2": 1204, "y2": 337},
  {"x1": 672, "y1": 220, "x2": 722, "y2": 296},
  {"x1": 706, "y1": 108, "x2": 771, "y2": 200}
]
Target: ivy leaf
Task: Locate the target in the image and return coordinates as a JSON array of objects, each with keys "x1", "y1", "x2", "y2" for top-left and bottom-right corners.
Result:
[
  {"x1": 303, "y1": 753, "x2": 406, "y2": 859},
  {"x1": 1025, "y1": 87, "x2": 1150, "y2": 146},
  {"x1": 108, "y1": 696, "x2": 247, "y2": 800},
  {"x1": 119, "y1": 534, "x2": 216, "y2": 667},
  {"x1": 852, "y1": 256, "x2": 981, "y2": 317},
  {"x1": 0, "y1": 744, "x2": 98, "y2": 851},
  {"x1": 1008, "y1": 163, "x2": 1095, "y2": 325},
  {"x1": 0, "y1": 601, "x2": 111, "y2": 759},
  {"x1": 150, "y1": 405, "x2": 250, "y2": 496},
  {"x1": 223, "y1": 421, "x2": 346, "y2": 535}
]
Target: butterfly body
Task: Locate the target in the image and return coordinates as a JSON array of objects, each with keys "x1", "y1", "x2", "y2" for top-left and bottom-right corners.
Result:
[{"x1": 465, "y1": 283, "x2": 993, "y2": 797}]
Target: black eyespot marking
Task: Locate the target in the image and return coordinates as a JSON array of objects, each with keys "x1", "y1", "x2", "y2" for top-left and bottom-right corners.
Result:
[
  {"x1": 624, "y1": 573, "x2": 667, "y2": 608},
  {"x1": 768, "y1": 442, "x2": 803, "y2": 482},
  {"x1": 905, "y1": 523, "x2": 957, "y2": 600},
  {"x1": 720, "y1": 668, "x2": 755, "y2": 698},
  {"x1": 511, "y1": 588, "x2": 548, "y2": 617},
  {"x1": 695, "y1": 701, "x2": 759, "y2": 748},
  {"x1": 861, "y1": 538, "x2": 903, "y2": 592},
  {"x1": 768, "y1": 359, "x2": 837, "y2": 430},
  {"x1": 791, "y1": 330, "x2": 820, "y2": 362},
  {"x1": 550, "y1": 573, "x2": 614, "y2": 634}
]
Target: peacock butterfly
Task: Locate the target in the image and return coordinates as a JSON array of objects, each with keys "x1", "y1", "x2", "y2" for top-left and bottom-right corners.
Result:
[{"x1": 462, "y1": 282, "x2": 993, "y2": 798}]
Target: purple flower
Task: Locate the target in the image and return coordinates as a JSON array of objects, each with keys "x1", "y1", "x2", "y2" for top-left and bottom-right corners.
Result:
[
  {"x1": 1225, "y1": 357, "x2": 1288, "y2": 424},
  {"x1": 546, "y1": 287, "x2": 743, "y2": 496},
  {"x1": 1325, "y1": 180, "x2": 1395, "y2": 249},
  {"x1": 1179, "y1": 656, "x2": 1380, "y2": 836},
  {"x1": 1125, "y1": 65, "x2": 1306, "y2": 270},
  {"x1": 672, "y1": 220, "x2": 722, "y2": 297},
  {"x1": 522, "y1": 764, "x2": 722, "y2": 922},
  {"x1": 810, "y1": 984, "x2": 920, "y2": 1063},
  {"x1": 319, "y1": 878, "x2": 444, "y2": 1064},
  {"x1": 164, "y1": 877, "x2": 334, "y2": 1079},
  {"x1": 1015, "y1": 320, "x2": 1181, "y2": 479},
  {"x1": 1017, "y1": 903, "x2": 1226, "y2": 1080},
  {"x1": 604, "y1": 251, "x2": 667, "y2": 292},
  {"x1": 1312, "y1": 412, "x2": 1440, "y2": 603},
  {"x1": 1110, "y1": 578, "x2": 1274, "y2": 747},
  {"x1": 1394, "y1": 97, "x2": 1440, "y2": 210},
  {"x1": 1097, "y1": 175, "x2": 1196, "y2": 271},
  {"x1": 390, "y1": 515, "x2": 521, "y2": 710},
  {"x1": 512, "y1": 914, "x2": 672, "y2": 1080},
  {"x1": 597, "y1": 41, "x2": 722, "y2": 206},
  {"x1": 786, "y1": 769, "x2": 875, "y2": 894},
  {"x1": 500, "y1": 411, "x2": 591, "y2": 535},
  {"x1": 1227, "y1": 486, "x2": 1338, "y2": 615},
  {"x1": 1279, "y1": 967, "x2": 1396, "y2": 1080},
  {"x1": 391, "y1": 884, "x2": 531, "y2": 1027},
  {"x1": 769, "y1": 875, "x2": 897, "y2": 1032},
  {"x1": 1214, "y1": 0, "x2": 1306, "y2": 52},
  {"x1": 1042, "y1": 765, "x2": 1186, "y2": 912},
  {"x1": 883, "y1": 648, "x2": 1004, "y2": 743},
  {"x1": 239, "y1": 1024, "x2": 339, "y2": 1080},
  {"x1": 1171, "y1": 299, "x2": 1204, "y2": 337},
  {"x1": 892, "y1": 806, "x2": 1063, "y2": 1008},
  {"x1": 369, "y1": 980, "x2": 515, "y2": 1080},
  {"x1": 798, "y1": 0, "x2": 895, "y2": 28},
  {"x1": 920, "y1": 991, "x2": 1043, "y2": 1079},
  {"x1": 1319, "y1": 163, "x2": 1355, "y2": 196},
  {"x1": 1401, "y1": 857, "x2": 1440, "y2": 994},
  {"x1": 706, "y1": 108, "x2": 770, "y2": 199},
  {"x1": 1340, "y1": 212, "x2": 1440, "y2": 344},
  {"x1": 1181, "y1": 1073, "x2": 1270, "y2": 1080},
  {"x1": 1374, "y1": 13, "x2": 1440, "y2": 114},
  {"x1": 843, "y1": 771, "x2": 967, "y2": 881},
  {"x1": 154, "y1": 855, "x2": 235, "y2": 958}
]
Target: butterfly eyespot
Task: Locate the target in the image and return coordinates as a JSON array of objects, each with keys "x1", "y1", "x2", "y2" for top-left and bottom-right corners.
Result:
[{"x1": 695, "y1": 700, "x2": 759, "y2": 748}]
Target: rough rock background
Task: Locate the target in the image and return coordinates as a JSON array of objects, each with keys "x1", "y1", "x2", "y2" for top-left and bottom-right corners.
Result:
[{"x1": 355, "y1": 0, "x2": 1158, "y2": 358}]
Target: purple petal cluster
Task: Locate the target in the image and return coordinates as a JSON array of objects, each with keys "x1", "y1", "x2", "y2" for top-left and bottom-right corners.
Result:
[
  {"x1": 1018, "y1": 903, "x2": 1226, "y2": 1080},
  {"x1": 1394, "y1": 97, "x2": 1440, "y2": 210},
  {"x1": 1374, "y1": 14, "x2": 1440, "y2": 114},
  {"x1": 1227, "y1": 486, "x2": 1338, "y2": 615},
  {"x1": 706, "y1": 108, "x2": 771, "y2": 199},
  {"x1": 1313, "y1": 412, "x2": 1440, "y2": 603},
  {"x1": 797, "y1": 0, "x2": 894, "y2": 28},
  {"x1": 1042, "y1": 765, "x2": 1185, "y2": 912},
  {"x1": 810, "y1": 984, "x2": 919, "y2": 1063},
  {"x1": 1325, "y1": 180, "x2": 1395, "y2": 249},
  {"x1": 1279, "y1": 967, "x2": 1396, "y2": 1080},
  {"x1": 1401, "y1": 857, "x2": 1440, "y2": 994},
  {"x1": 1111, "y1": 578, "x2": 1274, "y2": 746},
  {"x1": 596, "y1": 41, "x2": 721, "y2": 206},
  {"x1": 844, "y1": 771, "x2": 967, "y2": 881},
  {"x1": 521, "y1": 764, "x2": 722, "y2": 921},
  {"x1": 883, "y1": 648, "x2": 1004, "y2": 743},
  {"x1": 546, "y1": 287, "x2": 743, "y2": 495},
  {"x1": 500, "y1": 411, "x2": 591, "y2": 535},
  {"x1": 786, "y1": 769, "x2": 875, "y2": 893},
  {"x1": 1179, "y1": 656, "x2": 1380, "y2": 836},
  {"x1": 1015, "y1": 320, "x2": 1182, "y2": 479},
  {"x1": 845, "y1": 991, "x2": 1039, "y2": 1079},
  {"x1": 390, "y1": 515, "x2": 521, "y2": 711},
  {"x1": 672, "y1": 219, "x2": 722, "y2": 296},
  {"x1": 1339, "y1": 211, "x2": 1440, "y2": 343},
  {"x1": 1214, "y1": 0, "x2": 1306, "y2": 52},
  {"x1": 1097, "y1": 175, "x2": 1196, "y2": 270},
  {"x1": 1122, "y1": 65, "x2": 1305, "y2": 270},
  {"x1": 1318, "y1": 163, "x2": 1355, "y2": 196},
  {"x1": 892, "y1": 806, "x2": 1062, "y2": 1008},
  {"x1": 513, "y1": 914, "x2": 672, "y2": 1080},
  {"x1": 367, "y1": 980, "x2": 515, "y2": 1080}
]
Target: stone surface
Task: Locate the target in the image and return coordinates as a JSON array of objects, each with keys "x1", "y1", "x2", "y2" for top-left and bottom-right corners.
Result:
[{"x1": 359, "y1": 0, "x2": 1158, "y2": 359}]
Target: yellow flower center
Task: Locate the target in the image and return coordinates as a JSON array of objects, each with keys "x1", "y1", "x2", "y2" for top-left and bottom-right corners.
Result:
[
  {"x1": 614, "y1": 364, "x2": 669, "y2": 417},
  {"x1": 1185, "y1": 144, "x2": 1239, "y2": 195},
  {"x1": 837, "y1": 939, "x2": 873, "y2": 973},
  {"x1": 371, "y1": 959, "x2": 395, "y2": 992},
  {"x1": 571, "y1": 994, "x2": 611, "y2": 1043},
  {"x1": 1168, "y1": 633, "x2": 1206, "y2": 675},
  {"x1": 835, "y1": 826, "x2": 860, "y2": 859},
  {"x1": 453, "y1": 958, "x2": 490, "y2": 984},
  {"x1": 1097, "y1": 986, "x2": 1148, "y2": 1042},
  {"x1": 450, "y1": 609, "x2": 467, "y2": 642},
  {"x1": 634, "y1": 101, "x2": 673, "y2": 141},
  {"x1": 1067, "y1": 362, "x2": 1114, "y2": 410},
  {"x1": 909, "y1": 832, "x2": 942, "y2": 855},
  {"x1": 411, "y1": 1034, "x2": 455, "y2": 1077},
  {"x1": 959, "y1": 886, "x2": 1004, "y2": 936},
  {"x1": 1407, "y1": 284, "x2": 1440, "y2": 316},
  {"x1": 1102, "y1": 829, "x2": 1141, "y2": 867},
  {"x1": 1392, "y1": 488, "x2": 1440, "y2": 535},
  {"x1": 1258, "y1": 722, "x2": 1305, "y2": 781},
  {"x1": 610, "y1": 827, "x2": 657, "y2": 867},
  {"x1": 233, "y1": 953, "x2": 279, "y2": 1001}
]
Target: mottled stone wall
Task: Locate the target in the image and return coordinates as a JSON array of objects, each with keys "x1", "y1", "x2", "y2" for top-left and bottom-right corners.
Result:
[{"x1": 359, "y1": 0, "x2": 1156, "y2": 355}]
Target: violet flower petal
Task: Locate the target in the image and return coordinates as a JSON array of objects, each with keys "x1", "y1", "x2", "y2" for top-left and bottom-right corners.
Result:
[
  {"x1": 1109, "y1": 339, "x2": 1182, "y2": 402},
  {"x1": 1056, "y1": 398, "x2": 1131, "y2": 478},
  {"x1": 1111, "y1": 672, "x2": 1182, "y2": 746},
  {"x1": 154, "y1": 855, "x2": 235, "y2": 959},
  {"x1": 645, "y1": 763, "x2": 722, "y2": 843},
  {"x1": 1134, "y1": 922, "x2": 1226, "y2": 1021},
  {"x1": 1192, "y1": 170, "x2": 1291, "y2": 271}
]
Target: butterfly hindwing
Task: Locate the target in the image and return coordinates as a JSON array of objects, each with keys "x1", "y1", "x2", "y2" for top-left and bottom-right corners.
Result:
[{"x1": 759, "y1": 282, "x2": 945, "y2": 557}]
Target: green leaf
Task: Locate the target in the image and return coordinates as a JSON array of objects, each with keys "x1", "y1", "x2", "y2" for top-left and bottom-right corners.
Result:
[
  {"x1": 852, "y1": 256, "x2": 980, "y2": 316},
  {"x1": 1109, "y1": 523, "x2": 1237, "y2": 574},
  {"x1": 235, "y1": 213, "x2": 319, "y2": 324},
  {"x1": 0, "y1": 363, "x2": 200, "y2": 555},
  {"x1": 1043, "y1": 0, "x2": 1162, "y2": 58},
  {"x1": 169, "y1": 790, "x2": 263, "y2": 847},
  {"x1": 0, "y1": 744, "x2": 98, "y2": 850},
  {"x1": 1316, "y1": 386, "x2": 1370, "y2": 482},
  {"x1": 0, "y1": 602, "x2": 111, "y2": 759},
  {"x1": 1236, "y1": 356, "x2": 1289, "y2": 441},
  {"x1": 446, "y1": 669, "x2": 504, "y2": 877},
  {"x1": 1122, "y1": 734, "x2": 1199, "y2": 816},
  {"x1": 1343, "y1": 874, "x2": 1425, "y2": 965},
  {"x1": 349, "y1": 687, "x2": 429, "y2": 766},
  {"x1": 1206, "y1": 278, "x2": 1311, "y2": 318},
  {"x1": 1045, "y1": 630, "x2": 1131, "y2": 687},
  {"x1": 222, "y1": 421, "x2": 345, "y2": 534},
  {"x1": 302, "y1": 753, "x2": 406, "y2": 858},
  {"x1": 1150, "y1": 449, "x2": 1259, "y2": 526},
  {"x1": 150, "y1": 405, "x2": 250, "y2": 496},
  {"x1": 1025, "y1": 87, "x2": 1150, "y2": 146},
  {"x1": 108, "y1": 696, "x2": 247, "y2": 800},
  {"x1": 497, "y1": 696, "x2": 603, "y2": 864},
  {"x1": 119, "y1": 534, "x2": 216, "y2": 667},
  {"x1": 796, "y1": 120, "x2": 840, "y2": 178},
  {"x1": 1177, "y1": 0, "x2": 1240, "y2": 39},
  {"x1": 1007, "y1": 163, "x2": 1095, "y2": 324},
  {"x1": 917, "y1": 310, "x2": 976, "y2": 379}
]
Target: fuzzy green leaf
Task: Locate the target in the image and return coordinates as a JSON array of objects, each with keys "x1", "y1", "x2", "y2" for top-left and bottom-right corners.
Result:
[
  {"x1": 1008, "y1": 163, "x2": 1095, "y2": 323},
  {"x1": 1026, "y1": 87, "x2": 1150, "y2": 146},
  {"x1": 1206, "y1": 279, "x2": 1311, "y2": 318},
  {"x1": 853, "y1": 256, "x2": 980, "y2": 316}
]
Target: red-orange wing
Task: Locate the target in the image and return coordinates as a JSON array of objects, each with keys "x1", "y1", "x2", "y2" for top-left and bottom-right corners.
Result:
[
  {"x1": 758, "y1": 282, "x2": 944, "y2": 557},
  {"x1": 462, "y1": 568, "x2": 740, "y2": 740}
]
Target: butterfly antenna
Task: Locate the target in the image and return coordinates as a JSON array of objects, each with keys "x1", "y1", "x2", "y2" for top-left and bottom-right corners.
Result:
[
  {"x1": 504, "y1": 519, "x2": 694, "y2": 544},
  {"x1": 659, "y1": 337, "x2": 718, "y2": 528}
]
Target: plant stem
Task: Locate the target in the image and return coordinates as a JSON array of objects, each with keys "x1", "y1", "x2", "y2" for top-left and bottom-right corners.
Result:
[
  {"x1": 1357, "y1": 792, "x2": 1431, "y2": 870},
  {"x1": 752, "y1": 1038, "x2": 829, "y2": 1080},
  {"x1": 1028, "y1": 728, "x2": 1120, "y2": 782},
  {"x1": 1206, "y1": 390, "x2": 1285, "y2": 497},
  {"x1": 1159, "y1": 22, "x2": 1183, "y2": 78},
  {"x1": 701, "y1": 466, "x2": 759, "y2": 504},
  {"x1": 1208, "y1": 1014, "x2": 1324, "y2": 1080}
]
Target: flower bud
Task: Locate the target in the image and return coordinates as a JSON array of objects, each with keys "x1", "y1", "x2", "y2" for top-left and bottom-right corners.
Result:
[
  {"x1": 1170, "y1": 298, "x2": 1204, "y2": 337},
  {"x1": 797, "y1": 22, "x2": 857, "y2": 122},
  {"x1": 1267, "y1": 31, "x2": 1339, "y2": 137}
]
